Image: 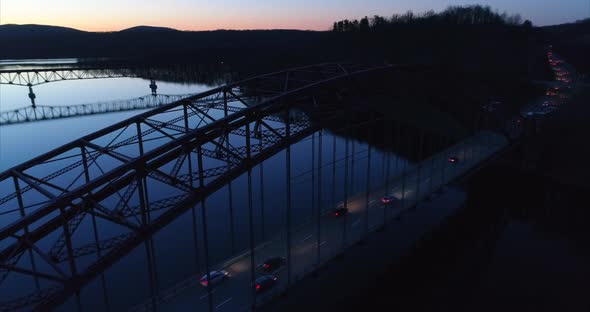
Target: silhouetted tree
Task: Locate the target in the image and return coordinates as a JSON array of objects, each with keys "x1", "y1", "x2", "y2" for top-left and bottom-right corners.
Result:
[
  {"x1": 371, "y1": 15, "x2": 388, "y2": 31},
  {"x1": 332, "y1": 5, "x2": 528, "y2": 32},
  {"x1": 359, "y1": 16, "x2": 370, "y2": 32},
  {"x1": 523, "y1": 20, "x2": 533, "y2": 29}
]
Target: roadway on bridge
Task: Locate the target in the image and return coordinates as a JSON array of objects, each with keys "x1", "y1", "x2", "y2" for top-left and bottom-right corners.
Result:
[
  {"x1": 129, "y1": 131, "x2": 507, "y2": 312},
  {"x1": 522, "y1": 51, "x2": 576, "y2": 117}
]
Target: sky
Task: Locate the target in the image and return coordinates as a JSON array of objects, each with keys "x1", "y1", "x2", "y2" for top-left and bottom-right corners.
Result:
[{"x1": 0, "y1": 0, "x2": 588, "y2": 31}]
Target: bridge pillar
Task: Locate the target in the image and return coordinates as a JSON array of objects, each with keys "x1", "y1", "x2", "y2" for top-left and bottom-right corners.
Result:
[
  {"x1": 149, "y1": 79, "x2": 157, "y2": 96},
  {"x1": 28, "y1": 84, "x2": 36, "y2": 108}
]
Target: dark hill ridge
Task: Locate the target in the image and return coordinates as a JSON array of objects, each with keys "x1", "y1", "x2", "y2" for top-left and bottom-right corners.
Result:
[
  {"x1": 0, "y1": 24, "x2": 328, "y2": 62},
  {"x1": 0, "y1": 22, "x2": 546, "y2": 84},
  {"x1": 0, "y1": 24, "x2": 86, "y2": 36},
  {"x1": 119, "y1": 25, "x2": 180, "y2": 33}
]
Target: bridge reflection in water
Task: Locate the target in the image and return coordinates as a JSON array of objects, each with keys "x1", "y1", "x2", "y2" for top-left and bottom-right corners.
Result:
[
  {"x1": 0, "y1": 94, "x2": 199, "y2": 126},
  {"x1": 0, "y1": 63, "x2": 507, "y2": 312}
]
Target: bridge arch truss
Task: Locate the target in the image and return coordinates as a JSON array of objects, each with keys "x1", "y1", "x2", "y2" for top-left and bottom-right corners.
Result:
[{"x1": 0, "y1": 63, "x2": 391, "y2": 311}]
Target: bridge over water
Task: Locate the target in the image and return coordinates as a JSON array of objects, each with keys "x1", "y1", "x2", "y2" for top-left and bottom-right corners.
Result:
[{"x1": 0, "y1": 63, "x2": 509, "y2": 312}]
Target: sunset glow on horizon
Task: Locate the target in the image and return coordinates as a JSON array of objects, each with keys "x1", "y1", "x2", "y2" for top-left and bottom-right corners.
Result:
[{"x1": 1, "y1": 0, "x2": 588, "y2": 31}]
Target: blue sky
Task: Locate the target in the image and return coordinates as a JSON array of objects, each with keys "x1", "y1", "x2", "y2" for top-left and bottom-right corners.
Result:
[{"x1": 1, "y1": 0, "x2": 588, "y2": 31}]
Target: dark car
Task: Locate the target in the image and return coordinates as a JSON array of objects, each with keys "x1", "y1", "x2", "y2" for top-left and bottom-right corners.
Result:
[
  {"x1": 334, "y1": 207, "x2": 348, "y2": 217},
  {"x1": 262, "y1": 257, "x2": 286, "y2": 272},
  {"x1": 448, "y1": 157, "x2": 459, "y2": 164},
  {"x1": 255, "y1": 275, "x2": 278, "y2": 293},
  {"x1": 381, "y1": 195, "x2": 395, "y2": 204},
  {"x1": 199, "y1": 270, "x2": 229, "y2": 287}
]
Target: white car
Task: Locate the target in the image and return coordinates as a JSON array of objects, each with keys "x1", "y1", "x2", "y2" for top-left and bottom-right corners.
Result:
[{"x1": 200, "y1": 270, "x2": 229, "y2": 287}]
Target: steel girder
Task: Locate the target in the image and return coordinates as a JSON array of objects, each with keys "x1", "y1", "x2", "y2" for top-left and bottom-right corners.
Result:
[
  {"x1": 0, "y1": 68, "x2": 137, "y2": 87},
  {"x1": 0, "y1": 63, "x2": 391, "y2": 311}
]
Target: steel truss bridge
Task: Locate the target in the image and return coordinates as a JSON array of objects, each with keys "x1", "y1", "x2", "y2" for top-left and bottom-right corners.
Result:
[
  {"x1": 0, "y1": 68, "x2": 137, "y2": 87},
  {"x1": 0, "y1": 63, "x2": 391, "y2": 311},
  {"x1": 0, "y1": 94, "x2": 198, "y2": 126}
]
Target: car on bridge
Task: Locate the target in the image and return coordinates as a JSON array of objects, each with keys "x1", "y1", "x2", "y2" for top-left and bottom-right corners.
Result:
[
  {"x1": 381, "y1": 195, "x2": 395, "y2": 204},
  {"x1": 199, "y1": 270, "x2": 229, "y2": 287},
  {"x1": 334, "y1": 207, "x2": 349, "y2": 217},
  {"x1": 263, "y1": 257, "x2": 287, "y2": 272},
  {"x1": 255, "y1": 275, "x2": 278, "y2": 293}
]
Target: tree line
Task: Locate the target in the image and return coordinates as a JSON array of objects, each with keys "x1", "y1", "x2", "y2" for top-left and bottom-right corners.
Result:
[{"x1": 332, "y1": 5, "x2": 532, "y2": 32}]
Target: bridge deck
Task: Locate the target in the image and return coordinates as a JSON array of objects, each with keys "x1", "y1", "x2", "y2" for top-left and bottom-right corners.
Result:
[{"x1": 131, "y1": 131, "x2": 508, "y2": 312}]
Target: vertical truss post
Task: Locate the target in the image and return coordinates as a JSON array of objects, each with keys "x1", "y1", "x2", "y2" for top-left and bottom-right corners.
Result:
[
  {"x1": 197, "y1": 146, "x2": 214, "y2": 312},
  {"x1": 316, "y1": 130, "x2": 323, "y2": 267},
  {"x1": 311, "y1": 132, "x2": 316, "y2": 231},
  {"x1": 144, "y1": 239, "x2": 159, "y2": 312},
  {"x1": 260, "y1": 147, "x2": 265, "y2": 241},
  {"x1": 342, "y1": 134, "x2": 349, "y2": 248},
  {"x1": 184, "y1": 104, "x2": 201, "y2": 273},
  {"x1": 393, "y1": 123, "x2": 400, "y2": 189},
  {"x1": 248, "y1": 167, "x2": 257, "y2": 311},
  {"x1": 331, "y1": 135, "x2": 337, "y2": 211},
  {"x1": 227, "y1": 183, "x2": 235, "y2": 256},
  {"x1": 190, "y1": 202, "x2": 201, "y2": 274},
  {"x1": 350, "y1": 139, "x2": 355, "y2": 195},
  {"x1": 285, "y1": 109, "x2": 292, "y2": 287},
  {"x1": 245, "y1": 121, "x2": 257, "y2": 310},
  {"x1": 139, "y1": 175, "x2": 160, "y2": 308},
  {"x1": 441, "y1": 134, "x2": 447, "y2": 190},
  {"x1": 136, "y1": 121, "x2": 145, "y2": 157},
  {"x1": 82, "y1": 146, "x2": 111, "y2": 310},
  {"x1": 364, "y1": 122, "x2": 372, "y2": 234},
  {"x1": 384, "y1": 123, "x2": 391, "y2": 224},
  {"x1": 12, "y1": 176, "x2": 41, "y2": 290},
  {"x1": 223, "y1": 89, "x2": 228, "y2": 115},
  {"x1": 135, "y1": 121, "x2": 159, "y2": 309},
  {"x1": 60, "y1": 208, "x2": 77, "y2": 277},
  {"x1": 224, "y1": 90, "x2": 236, "y2": 255}
]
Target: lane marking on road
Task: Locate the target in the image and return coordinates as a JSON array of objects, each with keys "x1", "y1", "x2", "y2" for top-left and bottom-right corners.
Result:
[
  {"x1": 352, "y1": 219, "x2": 361, "y2": 227},
  {"x1": 200, "y1": 289, "x2": 217, "y2": 300},
  {"x1": 319, "y1": 240, "x2": 327, "y2": 246},
  {"x1": 302, "y1": 235, "x2": 313, "y2": 242},
  {"x1": 216, "y1": 297, "x2": 233, "y2": 309}
]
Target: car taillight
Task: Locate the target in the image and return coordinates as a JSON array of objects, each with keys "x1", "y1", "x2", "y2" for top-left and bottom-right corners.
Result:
[
  {"x1": 264, "y1": 264, "x2": 270, "y2": 268},
  {"x1": 335, "y1": 212, "x2": 339, "y2": 216},
  {"x1": 256, "y1": 285, "x2": 261, "y2": 290}
]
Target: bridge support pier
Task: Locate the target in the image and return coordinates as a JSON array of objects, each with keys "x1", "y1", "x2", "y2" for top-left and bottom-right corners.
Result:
[
  {"x1": 150, "y1": 79, "x2": 158, "y2": 96},
  {"x1": 28, "y1": 84, "x2": 36, "y2": 108}
]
